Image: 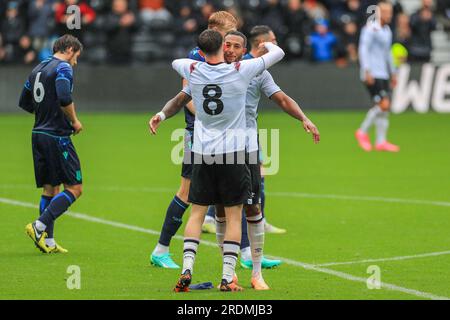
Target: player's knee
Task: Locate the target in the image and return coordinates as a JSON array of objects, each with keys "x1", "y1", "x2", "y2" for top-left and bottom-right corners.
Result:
[
  {"x1": 380, "y1": 98, "x2": 390, "y2": 111},
  {"x1": 65, "y1": 184, "x2": 82, "y2": 199},
  {"x1": 244, "y1": 204, "x2": 260, "y2": 218}
]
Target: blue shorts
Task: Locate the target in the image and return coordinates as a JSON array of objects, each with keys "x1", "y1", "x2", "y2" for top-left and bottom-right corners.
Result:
[{"x1": 32, "y1": 131, "x2": 82, "y2": 187}]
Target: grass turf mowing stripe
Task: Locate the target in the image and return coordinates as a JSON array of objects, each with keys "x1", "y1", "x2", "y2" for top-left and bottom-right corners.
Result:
[
  {"x1": 2, "y1": 184, "x2": 450, "y2": 208},
  {"x1": 315, "y1": 250, "x2": 450, "y2": 267},
  {"x1": 1, "y1": 196, "x2": 448, "y2": 300}
]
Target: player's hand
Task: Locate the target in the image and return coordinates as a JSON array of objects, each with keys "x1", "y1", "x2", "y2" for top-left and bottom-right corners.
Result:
[
  {"x1": 72, "y1": 119, "x2": 83, "y2": 135},
  {"x1": 302, "y1": 118, "x2": 320, "y2": 144},
  {"x1": 149, "y1": 114, "x2": 162, "y2": 135},
  {"x1": 365, "y1": 71, "x2": 375, "y2": 86},
  {"x1": 257, "y1": 42, "x2": 269, "y2": 55}
]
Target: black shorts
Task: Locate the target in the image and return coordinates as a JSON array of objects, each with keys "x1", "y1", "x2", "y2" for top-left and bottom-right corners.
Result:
[
  {"x1": 181, "y1": 129, "x2": 193, "y2": 179},
  {"x1": 365, "y1": 79, "x2": 391, "y2": 104},
  {"x1": 32, "y1": 132, "x2": 82, "y2": 188},
  {"x1": 188, "y1": 152, "x2": 251, "y2": 207},
  {"x1": 247, "y1": 151, "x2": 261, "y2": 206}
]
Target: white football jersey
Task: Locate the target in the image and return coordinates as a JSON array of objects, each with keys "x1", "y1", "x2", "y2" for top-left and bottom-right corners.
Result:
[
  {"x1": 174, "y1": 57, "x2": 267, "y2": 155},
  {"x1": 245, "y1": 70, "x2": 281, "y2": 152}
]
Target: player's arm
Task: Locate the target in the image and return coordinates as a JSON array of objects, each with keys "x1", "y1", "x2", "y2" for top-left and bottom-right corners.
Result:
[
  {"x1": 271, "y1": 91, "x2": 320, "y2": 144},
  {"x1": 182, "y1": 78, "x2": 195, "y2": 115},
  {"x1": 241, "y1": 42, "x2": 285, "y2": 81},
  {"x1": 55, "y1": 63, "x2": 82, "y2": 135},
  {"x1": 358, "y1": 27, "x2": 374, "y2": 85},
  {"x1": 18, "y1": 80, "x2": 34, "y2": 114},
  {"x1": 148, "y1": 91, "x2": 192, "y2": 135}
]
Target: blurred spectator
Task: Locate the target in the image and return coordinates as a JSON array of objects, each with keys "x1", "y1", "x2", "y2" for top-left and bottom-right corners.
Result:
[
  {"x1": 436, "y1": 0, "x2": 450, "y2": 30},
  {"x1": 104, "y1": 0, "x2": 137, "y2": 64},
  {"x1": 258, "y1": 0, "x2": 287, "y2": 40},
  {"x1": 173, "y1": 2, "x2": 200, "y2": 54},
  {"x1": 0, "y1": 1, "x2": 26, "y2": 63},
  {"x1": 395, "y1": 13, "x2": 411, "y2": 49},
  {"x1": 409, "y1": 0, "x2": 436, "y2": 62},
  {"x1": 55, "y1": 0, "x2": 96, "y2": 41},
  {"x1": 303, "y1": 0, "x2": 328, "y2": 20},
  {"x1": 334, "y1": 0, "x2": 363, "y2": 62},
  {"x1": 196, "y1": 1, "x2": 216, "y2": 31},
  {"x1": 308, "y1": 19, "x2": 337, "y2": 62},
  {"x1": 283, "y1": 0, "x2": 312, "y2": 59},
  {"x1": 28, "y1": 0, "x2": 55, "y2": 52},
  {"x1": 139, "y1": 0, "x2": 172, "y2": 26}
]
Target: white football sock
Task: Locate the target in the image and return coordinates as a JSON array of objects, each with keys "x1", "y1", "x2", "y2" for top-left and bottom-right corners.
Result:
[
  {"x1": 182, "y1": 238, "x2": 199, "y2": 274},
  {"x1": 240, "y1": 246, "x2": 251, "y2": 261},
  {"x1": 215, "y1": 215, "x2": 226, "y2": 254},
  {"x1": 152, "y1": 243, "x2": 169, "y2": 256},
  {"x1": 45, "y1": 238, "x2": 55, "y2": 247},
  {"x1": 222, "y1": 241, "x2": 240, "y2": 283},
  {"x1": 35, "y1": 220, "x2": 46, "y2": 232},
  {"x1": 247, "y1": 213, "x2": 264, "y2": 276},
  {"x1": 375, "y1": 111, "x2": 389, "y2": 144},
  {"x1": 360, "y1": 105, "x2": 382, "y2": 133}
]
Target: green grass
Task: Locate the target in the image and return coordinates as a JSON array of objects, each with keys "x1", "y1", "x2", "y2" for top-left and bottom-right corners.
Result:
[{"x1": 0, "y1": 111, "x2": 449, "y2": 300}]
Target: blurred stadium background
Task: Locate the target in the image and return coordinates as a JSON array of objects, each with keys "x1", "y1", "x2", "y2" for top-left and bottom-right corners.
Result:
[
  {"x1": 1, "y1": 0, "x2": 450, "y2": 300},
  {"x1": 0, "y1": 0, "x2": 449, "y2": 112}
]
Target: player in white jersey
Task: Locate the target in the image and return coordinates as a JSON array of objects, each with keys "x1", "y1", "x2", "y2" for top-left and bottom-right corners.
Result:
[
  {"x1": 212, "y1": 29, "x2": 319, "y2": 290},
  {"x1": 151, "y1": 29, "x2": 285, "y2": 292},
  {"x1": 355, "y1": 1, "x2": 400, "y2": 152}
]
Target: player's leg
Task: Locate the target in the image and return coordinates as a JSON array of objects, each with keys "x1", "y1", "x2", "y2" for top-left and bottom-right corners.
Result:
[
  {"x1": 356, "y1": 81, "x2": 383, "y2": 151},
  {"x1": 219, "y1": 204, "x2": 244, "y2": 292},
  {"x1": 374, "y1": 84, "x2": 399, "y2": 152},
  {"x1": 174, "y1": 204, "x2": 208, "y2": 292},
  {"x1": 152, "y1": 129, "x2": 194, "y2": 267},
  {"x1": 40, "y1": 184, "x2": 60, "y2": 247},
  {"x1": 244, "y1": 203, "x2": 269, "y2": 290},
  {"x1": 150, "y1": 176, "x2": 190, "y2": 269}
]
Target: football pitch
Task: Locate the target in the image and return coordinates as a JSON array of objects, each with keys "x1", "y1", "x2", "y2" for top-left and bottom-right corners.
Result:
[{"x1": 0, "y1": 111, "x2": 449, "y2": 300}]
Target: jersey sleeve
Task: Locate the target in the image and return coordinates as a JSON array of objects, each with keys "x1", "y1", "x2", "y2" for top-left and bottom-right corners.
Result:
[
  {"x1": 172, "y1": 58, "x2": 196, "y2": 80},
  {"x1": 239, "y1": 57, "x2": 266, "y2": 82},
  {"x1": 55, "y1": 62, "x2": 74, "y2": 107},
  {"x1": 358, "y1": 26, "x2": 372, "y2": 72},
  {"x1": 182, "y1": 85, "x2": 192, "y2": 97},
  {"x1": 260, "y1": 71, "x2": 282, "y2": 98},
  {"x1": 18, "y1": 77, "x2": 34, "y2": 113}
]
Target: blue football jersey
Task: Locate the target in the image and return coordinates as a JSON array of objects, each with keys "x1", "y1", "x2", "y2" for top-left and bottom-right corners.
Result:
[{"x1": 24, "y1": 57, "x2": 74, "y2": 136}]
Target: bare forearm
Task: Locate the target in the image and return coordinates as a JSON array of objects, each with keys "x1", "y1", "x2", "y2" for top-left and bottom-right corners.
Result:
[
  {"x1": 161, "y1": 92, "x2": 191, "y2": 119},
  {"x1": 273, "y1": 92, "x2": 307, "y2": 122}
]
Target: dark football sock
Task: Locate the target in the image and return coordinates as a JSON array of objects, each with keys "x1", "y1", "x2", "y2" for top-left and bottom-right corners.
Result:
[
  {"x1": 38, "y1": 190, "x2": 76, "y2": 228},
  {"x1": 240, "y1": 208, "x2": 250, "y2": 250},
  {"x1": 39, "y1": 195, "x2": 54, "y2": 238},
  {"x1": 158, "y1": 195, "x2": 189, "y2": 246},
  {"x1": 261, "y1": 176, "x2": 266, "y2": 219}
]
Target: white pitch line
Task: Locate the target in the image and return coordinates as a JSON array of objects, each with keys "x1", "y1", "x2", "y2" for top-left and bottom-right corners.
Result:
[
  {"x1": 1, "y1": 196, "x2": 448, "y2": 300},
  {"x1": 315, "y1": 251, "x2": 450, "y2": 267},
  {"x1": 2, "y1": 184, "x2": 450, "y2": 208},
  {"x1": 268, "y1": 191, "x2": 450, "y2": 208}
]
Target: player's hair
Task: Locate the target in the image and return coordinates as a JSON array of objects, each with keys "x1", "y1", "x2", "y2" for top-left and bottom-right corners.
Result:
[
  {"x1": 249, "y1": 25, "x2": 272, "y2": 47},
  {"x1": 225, "y1": 31, "x2": 247, "y2": 48},
  {"x1": 198, "y1": 29, "x2": 223, "y2": 55},
  {"x1": 208, "y1": 11, "x2": 238, "y2": 33},
  {"x1": 53, "y1": 34, "x2": 83, "y2": 54}
]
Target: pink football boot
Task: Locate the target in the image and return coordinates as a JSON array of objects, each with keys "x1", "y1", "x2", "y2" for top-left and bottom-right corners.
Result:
[
  {"x1": 375, "y1": 141, "x2": 400, "y2": 152},
  {"x1": 355, "y1": 129, "x2": 372, "y2": 151}
]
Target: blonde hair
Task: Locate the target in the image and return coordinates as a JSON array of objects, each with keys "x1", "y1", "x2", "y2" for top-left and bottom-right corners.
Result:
[{"x1": 208, "y1": 11, "x2": 238, "y2": 34}]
